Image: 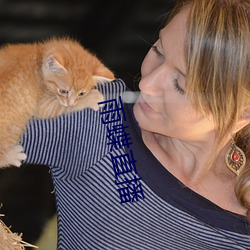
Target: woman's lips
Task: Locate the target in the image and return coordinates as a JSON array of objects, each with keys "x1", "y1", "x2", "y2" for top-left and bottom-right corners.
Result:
[{"x1": 138, "y1": 95, "x2": 157, "y2": 113}]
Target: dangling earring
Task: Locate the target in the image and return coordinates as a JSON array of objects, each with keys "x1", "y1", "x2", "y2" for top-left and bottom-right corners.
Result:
[{"x1": 225, "y1": 139, "x2": 246, "y2": 176}]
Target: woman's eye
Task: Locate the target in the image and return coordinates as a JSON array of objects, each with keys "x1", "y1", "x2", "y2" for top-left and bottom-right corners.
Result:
[
  {"x1": 59, "y1": 89, "x2": 69, "y2": 95},
  {"x1": 152, "y1": 45, "x2": 163, "y2": 57},
  {"x1": 174, "y1": 80, "x2": 185, "y2": 95}
]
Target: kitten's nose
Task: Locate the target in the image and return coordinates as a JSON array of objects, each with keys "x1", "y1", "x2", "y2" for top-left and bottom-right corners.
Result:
[{"x1": 67, "y1": 99, "x2": 75, "y2": 107}]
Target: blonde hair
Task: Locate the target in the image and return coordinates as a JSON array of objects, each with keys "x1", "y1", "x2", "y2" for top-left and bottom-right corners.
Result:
[{"x1": 169, "y1": 0, "x2": 250, "y2": 217}]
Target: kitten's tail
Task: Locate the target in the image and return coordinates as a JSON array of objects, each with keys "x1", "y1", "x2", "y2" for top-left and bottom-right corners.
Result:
[
  {"x1": 93, "y1": 76, "x2": 140, "y2": 104},
  {"x1": 122, "y1": 91, "x2": 139, "y2": 104}
]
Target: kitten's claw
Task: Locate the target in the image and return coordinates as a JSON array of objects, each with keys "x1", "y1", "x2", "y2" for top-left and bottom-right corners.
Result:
[{"x1": 6, "y1": 145, "x2": 27, "y2": 167}]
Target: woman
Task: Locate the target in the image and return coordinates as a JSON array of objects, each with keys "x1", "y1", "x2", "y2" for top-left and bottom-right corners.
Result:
[{"x1": 22, "y1": 0, "x2": 250, "y2": 249}]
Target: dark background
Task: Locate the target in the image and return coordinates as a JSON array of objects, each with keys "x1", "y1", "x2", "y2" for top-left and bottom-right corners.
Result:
[{"x1": 0, "y1": 0, "x2": 176, "y2": 247}]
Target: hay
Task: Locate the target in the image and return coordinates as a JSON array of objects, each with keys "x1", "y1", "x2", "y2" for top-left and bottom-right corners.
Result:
[{"x1": 0, "y1": 214, "x2": 38, "y2": 250}]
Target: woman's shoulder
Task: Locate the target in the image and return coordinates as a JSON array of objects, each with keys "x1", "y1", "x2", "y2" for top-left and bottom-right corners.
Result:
[
  {"x1": 97, "y1": 79, "x2": 127, "y2": 101},
  {"x1": 22, "y1": 79, "x2": 127, "y2": 168}
]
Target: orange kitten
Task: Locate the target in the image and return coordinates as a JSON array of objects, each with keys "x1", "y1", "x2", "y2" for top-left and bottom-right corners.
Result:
[{"x1": 0, "y1": 38, "x2": 115, "y2": 168}]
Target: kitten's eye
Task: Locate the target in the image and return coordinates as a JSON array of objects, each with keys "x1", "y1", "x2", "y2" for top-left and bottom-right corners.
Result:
[
  {"x1": 78, "y1": 91, "x2": 87, "y2": 97},
  {"x1": 59, "y1": 89, "x2": 69, "y2": 95}
]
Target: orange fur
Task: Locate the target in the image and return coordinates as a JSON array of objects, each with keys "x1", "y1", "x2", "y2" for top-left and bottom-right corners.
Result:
[{"x1": 0, "y1": 38, "x2": 115, "y2": 168}]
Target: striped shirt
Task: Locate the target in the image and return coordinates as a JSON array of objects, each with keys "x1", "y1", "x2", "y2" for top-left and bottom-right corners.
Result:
[{"x1": 22, "y1": 79, "x2": 250, "y2": 250}]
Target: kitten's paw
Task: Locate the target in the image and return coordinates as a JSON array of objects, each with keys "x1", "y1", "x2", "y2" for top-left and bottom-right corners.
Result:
[
  {"x1": 91, "y1": 90, "x2": 105, "y2": 111},
  {"x1": 6, "y1": 145, "x2": 27, "y2": 167}
]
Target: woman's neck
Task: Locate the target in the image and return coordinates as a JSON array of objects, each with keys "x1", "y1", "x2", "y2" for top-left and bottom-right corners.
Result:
[
  {"x1": 141, "y1": 129, "x2": 218, "y2": 183},
  {"x1": 141, "y1": 129, "x2": 247, "y2": 216}
]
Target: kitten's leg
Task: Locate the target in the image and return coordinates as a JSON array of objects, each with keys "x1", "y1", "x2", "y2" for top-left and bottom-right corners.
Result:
[
  {"x1": 75, "y1": 89, "x2": 105, "y2": 111},
  {"x1": 36, "y1": 89, "x2": 104, "y2": 119},
  {"x1": 62, "y1": 89, "x2": 105, "y2": 113},
  {"x1": 0, "y1": 145, "x2": 27, "y2": 168}
]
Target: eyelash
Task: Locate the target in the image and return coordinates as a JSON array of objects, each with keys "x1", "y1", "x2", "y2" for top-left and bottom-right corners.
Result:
[
  {"x1": 152, "y1": 45, "x2": 163, "y2": 57},
  {"x1": 174, "y1": 79, "x2": 185, "y2": 95},
  {"x1": 152, "y1": 45, "x2": 185, "y2": 95}
]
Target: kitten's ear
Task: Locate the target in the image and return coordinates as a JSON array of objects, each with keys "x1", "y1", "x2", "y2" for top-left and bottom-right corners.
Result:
[{"x1": 42, "y1": 56, "x2": 67, "y2": 75}]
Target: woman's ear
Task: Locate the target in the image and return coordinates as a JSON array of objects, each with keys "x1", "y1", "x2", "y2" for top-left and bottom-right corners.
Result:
[{"x1": 233, "y1": 109, "x2": 250, "y2": 133}]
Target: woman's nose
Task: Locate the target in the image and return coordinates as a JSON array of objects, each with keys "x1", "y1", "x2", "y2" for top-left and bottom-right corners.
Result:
[{"x1": 139, "y1": 64, "x2": 165, "y2": 96}]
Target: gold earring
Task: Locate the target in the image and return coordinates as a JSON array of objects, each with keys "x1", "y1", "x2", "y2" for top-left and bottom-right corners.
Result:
[{"x1": 225, "y1": 139, "x2": 246, "y2": 176}]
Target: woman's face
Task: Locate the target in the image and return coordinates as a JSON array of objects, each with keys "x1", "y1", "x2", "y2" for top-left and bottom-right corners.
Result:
[{"x1": 133, "y1": 8, "x2": 215, "y2": 142}]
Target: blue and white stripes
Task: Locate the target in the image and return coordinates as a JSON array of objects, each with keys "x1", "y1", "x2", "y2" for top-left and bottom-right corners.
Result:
[{"x1": 21, "y1": 79, "x2": 250, "y2": 249}]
